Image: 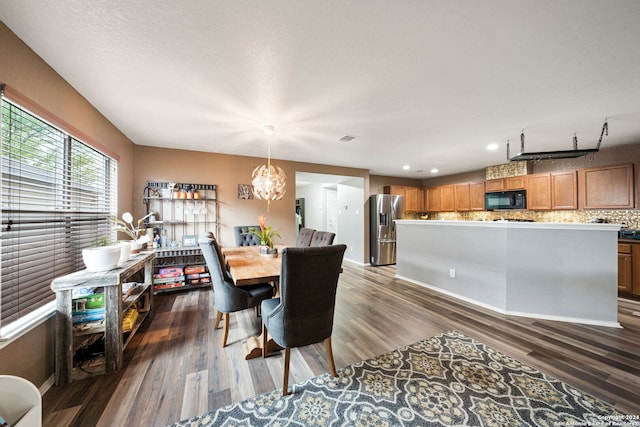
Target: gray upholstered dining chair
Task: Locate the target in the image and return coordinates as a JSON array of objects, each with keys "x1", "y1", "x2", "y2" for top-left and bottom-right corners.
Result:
[
  {"x1": 234, "y1": 225, "x2": 261, "y2": 246},
  {"x1": 295, "y1": 227, "x2": 315, "y2": 247},
  {"x1": 310, "y1": 230, "x2": 336, "y2": 246},
  {"x1": 199, "y1": 233, "x2": 274, "y2": 347},
  {"x1": 261, "y1": 244, "x2": 347, "y2": 396}
]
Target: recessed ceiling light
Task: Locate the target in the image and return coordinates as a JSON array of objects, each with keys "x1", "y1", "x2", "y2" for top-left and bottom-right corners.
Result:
[
  {"x1": 487, "y1": 143, "x2": 499, "y2": 151},
  {"x1": 430, "y1": 168, "x2": 439, "y2": 174},
  {"x1": 402, "y1": 165, "x2": 410, "y2": 170}
]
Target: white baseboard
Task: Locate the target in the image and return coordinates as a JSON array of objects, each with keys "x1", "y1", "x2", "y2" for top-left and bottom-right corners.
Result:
[
  {"x1": 396, "y1": 274, "x2": 622, "y2": 329},
  {"x1": 40, "y1": 375, "x2": 55, "y2": 395}
]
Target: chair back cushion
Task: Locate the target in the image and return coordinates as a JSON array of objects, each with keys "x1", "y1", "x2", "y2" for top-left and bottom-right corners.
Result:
[
  {"x1": 295, "y1": 227, "x2": 315, "y2": 247},
  {"x1": 199, "y1": 233, "x2": 254, "y2": 312},
  {"x1": 234, "y1": 225, "x2": 261, "y2": 246},
  {"x1": 310, "y1": 231, "x2": 336, "y2": 246},
  {"x1": 268, "y1": 244, "x2": 346, "y2": 348}
]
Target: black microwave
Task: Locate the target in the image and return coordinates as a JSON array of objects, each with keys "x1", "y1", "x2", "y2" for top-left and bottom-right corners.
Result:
[{"x1": 485, "y1": 190, "x2": 526, "y2": 210}]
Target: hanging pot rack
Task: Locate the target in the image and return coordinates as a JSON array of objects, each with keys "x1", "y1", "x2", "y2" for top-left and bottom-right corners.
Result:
[{"x1": 508, "y1": 120, "x2": 608, "y2": 161}]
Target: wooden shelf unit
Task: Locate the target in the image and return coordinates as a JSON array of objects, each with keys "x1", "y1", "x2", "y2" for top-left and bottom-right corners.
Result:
[
  {"x1": 52, "y1": 252, "x2": 155, "y2": 385},
  {"x1": 144, "y1": 181, "x2": 217, "y2": 293},
  {"x1": 152, "y1": 247, "x2": 210, "y2": 293}
]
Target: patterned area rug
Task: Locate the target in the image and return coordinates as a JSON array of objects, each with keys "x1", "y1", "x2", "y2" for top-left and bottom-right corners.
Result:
[{"x1": 169, "y1": 331, "x2": 638, "y2": 426}]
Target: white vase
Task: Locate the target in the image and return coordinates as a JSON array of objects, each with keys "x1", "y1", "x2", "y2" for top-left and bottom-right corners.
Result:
[
  {"x1": 118, "y1": 241, "x2": 131, "y2": 264},
  {"x1": 82, "y1": 246, "x2": 121, "y2": 272},
  {"x1": 130, "y1": 241, "x2": 143, "y2": 255}
]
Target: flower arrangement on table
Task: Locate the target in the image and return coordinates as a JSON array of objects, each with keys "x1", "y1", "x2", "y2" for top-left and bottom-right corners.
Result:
[
  {"x1": 112, "y1": 211, "x2": 155, "y2": 252},
  {"x1": 246, "y1": 215, "x2": 281, "y2": 255}
]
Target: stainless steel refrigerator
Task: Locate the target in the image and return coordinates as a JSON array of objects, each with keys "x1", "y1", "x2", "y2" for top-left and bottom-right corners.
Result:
[{"x1": 369, "y1": 194, "x2": 404, "y2": 266}]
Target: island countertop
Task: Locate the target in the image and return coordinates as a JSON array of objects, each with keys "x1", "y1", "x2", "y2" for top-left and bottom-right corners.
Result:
[
  {"x1": 396, "y1": 219, "x2": 621, "y2": 231},
  {"x1": 394, "y1": 220, "x2": 621, "y2": 327}
]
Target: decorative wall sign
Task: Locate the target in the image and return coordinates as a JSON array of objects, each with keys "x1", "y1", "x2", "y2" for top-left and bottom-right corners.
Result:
[{"x1": 238, "y1": 184, "x2": 254, "y2": 199}]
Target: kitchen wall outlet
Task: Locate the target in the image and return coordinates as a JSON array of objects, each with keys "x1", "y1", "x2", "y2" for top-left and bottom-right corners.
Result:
[{"x1": 449, "y1": 268, "x2": 456, "y2": 278}]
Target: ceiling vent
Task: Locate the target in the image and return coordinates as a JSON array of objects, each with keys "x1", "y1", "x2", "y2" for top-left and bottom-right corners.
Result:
[
  {"x1": 337, "y1": 134, "x2": 357, "y2": 143},
  {"x1": 508, "y1": 121, "x2": 608, "y2": 162}
]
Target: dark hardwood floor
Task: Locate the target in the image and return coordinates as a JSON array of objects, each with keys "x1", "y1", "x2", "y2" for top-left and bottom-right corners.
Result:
[{"x1": 43, "y1": 262, "x2": 640, "y2": 426}]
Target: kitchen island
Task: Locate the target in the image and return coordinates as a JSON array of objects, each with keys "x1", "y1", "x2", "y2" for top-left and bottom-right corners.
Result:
[{"x1": 395, "y1": 220, "x2": 621, "y2": 327}]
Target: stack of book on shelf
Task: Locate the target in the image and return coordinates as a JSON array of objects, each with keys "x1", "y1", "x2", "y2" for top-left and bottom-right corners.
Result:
[
  {"x1": 153, "y1": 267, "x2": 185, "y2": 289},
  {"x1": 122, "y1": 308, "x2": 139, "y2": 332},
  {"x1": 72, "y1": 288, "x2": 105, "y2": 324}
]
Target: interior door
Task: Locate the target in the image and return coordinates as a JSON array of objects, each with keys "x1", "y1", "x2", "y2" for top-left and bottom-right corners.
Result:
[{"x1": 326, "y1": 189, "x2": 338, "y2": 234}]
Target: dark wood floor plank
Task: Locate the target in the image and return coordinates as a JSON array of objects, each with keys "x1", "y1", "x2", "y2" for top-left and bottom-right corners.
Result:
[{"x1": 42, "y1": 262, "x2": 640, "y2": 426}]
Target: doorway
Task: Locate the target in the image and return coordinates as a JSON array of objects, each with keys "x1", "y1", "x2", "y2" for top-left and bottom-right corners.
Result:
[
  {"x1": 295, "y1": 172, "x2": 365, "y2": 264},
  {"x1": 325, "y1": 189, "x2": 338, "y2": 235}
]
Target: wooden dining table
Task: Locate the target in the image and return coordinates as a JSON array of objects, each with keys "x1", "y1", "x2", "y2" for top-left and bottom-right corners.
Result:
[
  {"x1": 221, "y1": 245, "x2": 285, "y2": 359},
  {"x1": 221, "y1": 245, "x2": 283, "y2": 286}
]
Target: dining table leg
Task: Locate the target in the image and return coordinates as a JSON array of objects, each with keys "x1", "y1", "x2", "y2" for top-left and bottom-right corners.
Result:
[{"x1": 243, "y1": 332, "x2": 282, "y2": 359}]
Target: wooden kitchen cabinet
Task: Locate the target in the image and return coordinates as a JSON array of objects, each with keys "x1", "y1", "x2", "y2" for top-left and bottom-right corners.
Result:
[
  {"x1": 618, "y1": 243, "x2": 633, "y2": 293},
  {"x1": 384, "y1": 185, "x2": 421, "y2": 212},
  {"x1": 618, "y1": 241, "x2": 640, "y2": 296},
  {"x1": 425, "y1": 187, "x2": 441, "y2": 212},
  {"x1": 485, "y1": 178, "x2": 505, "y2": 192},
  {"x1": 384, "y1": 185, "x2": 405, "y2": 197},
  {"x1": 526, "y1": 171, "x2": 577, "y2": 210},
  {"x1": 469, "y1": 182, "x2": 485, "y2": 211},
  {"x1": 440, "y1": 185, "x2": 455, "y2": 211},
  {"x1": 551, "y1": 171, "x2": 578, "y2": 209},
  {"x1": 454, "y1": 183, "x2": 470, "y2": 211},
  {"x1": 526, "y1": 174, "x2": 551, "y2": 210},
  {"x1": 405, "y1": 186, "x2": 420, "y2": 212},
  {"x1": 579, "y1": 164, "x2": 635, "y2": 209},
  {"x1": 486, "y1": 176, "x2": 526, "y2": 192},
  {"x1": 454, "y1": 182, "x2": 485, "y2": 211}
]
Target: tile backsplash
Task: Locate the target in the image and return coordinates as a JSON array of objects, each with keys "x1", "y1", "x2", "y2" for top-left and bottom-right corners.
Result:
[{"x1": 415, "y1": 209, "x2": 640, "y2": 229}]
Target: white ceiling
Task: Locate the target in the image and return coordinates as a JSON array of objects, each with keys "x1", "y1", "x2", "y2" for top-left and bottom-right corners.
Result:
[{"x1": 2, "y1": 1, "x2": 640, "y2": 178}]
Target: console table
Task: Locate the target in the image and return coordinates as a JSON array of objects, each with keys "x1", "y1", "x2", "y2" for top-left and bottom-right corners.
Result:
[{"x1": 51, "y1": 251, "x2": 155, "y2": 384}]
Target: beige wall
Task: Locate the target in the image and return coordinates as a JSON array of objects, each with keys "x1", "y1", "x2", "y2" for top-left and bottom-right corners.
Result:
[
  {"x1": 369, "y1": 175, "x2": 422, "y2": 195},
  {"x1": 133, "y1": 145, "x2": 370, "y2": 248},
  {"x1": 0, "y1": 21, "x2": 137, "y2": 388}
]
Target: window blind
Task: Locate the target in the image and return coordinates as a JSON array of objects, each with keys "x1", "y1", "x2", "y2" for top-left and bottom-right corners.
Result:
[{"x1": 1, "y1": 96, "x2": 117, "y2": 327}]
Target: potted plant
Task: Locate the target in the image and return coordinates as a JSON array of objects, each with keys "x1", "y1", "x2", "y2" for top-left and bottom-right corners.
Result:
[
  {"x1": 245, "y1": 216, "x2": 281, "y2": 257},
  {"x1": 81, "y1": 237, "x2": 122, "y2": 272},
  {"x1": 112, "y1": 211, "x2": 155, "y2": 254}
]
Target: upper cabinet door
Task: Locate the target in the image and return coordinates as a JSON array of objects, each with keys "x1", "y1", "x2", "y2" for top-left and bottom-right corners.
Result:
[
  {"x1": 526, "y1": 173, "x2": 551, "y2": 210},
  {"x1": 469, "y1": 182, "x2": 485, "y2": 211},
  {"x1": 505, "y1": 176, "x2": 526, "y2": 190},
  {"x1": 440, "y1": 185, "x2": 455, "y2": 211},
  {"x1": 551, "y1": 171, "x2": 577, "y2": 210},
  {"x1": 578, "y1": 164, "x2": 635, "y2": 209},
  {"x1": 485, "y1": 179, "x2": 505, "y2": 192},
  {"x1": 486, "y1": 176, "x2": 525, "y2": 192},
  {"x1": 426, "y1": 187, "x2": 441, "y2": 212},
  {"x1": 404, "y1": 187, "x2": 419, "y2": 212},
  {"x1": 454, "y1": 183, "x2": 470, "y2": 211}
]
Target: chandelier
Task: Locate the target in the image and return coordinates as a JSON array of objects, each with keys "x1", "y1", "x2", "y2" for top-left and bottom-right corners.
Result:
[{"x1": 251, "y1": 125, "x2": 286, "y2": 210}]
